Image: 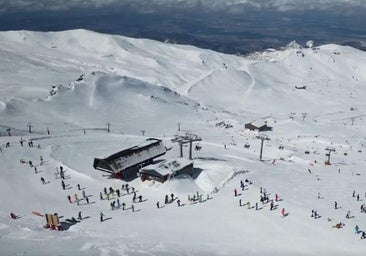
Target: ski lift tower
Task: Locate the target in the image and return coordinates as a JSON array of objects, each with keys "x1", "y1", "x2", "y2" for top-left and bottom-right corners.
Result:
[
  {"x1": 256, "y1": 134, "x2": 270, "y2": 161},
  {"x1": 171, "y1": 133, "x2": 202, "y2": 160},
  {"x1": 325, "y1": 147, "x2": 336, "y2": 165}
]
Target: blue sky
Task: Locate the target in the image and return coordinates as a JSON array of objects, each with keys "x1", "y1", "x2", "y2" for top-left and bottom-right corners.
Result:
[{"x1": 0, "y1": 0, "x2": 365, "y2": 53}]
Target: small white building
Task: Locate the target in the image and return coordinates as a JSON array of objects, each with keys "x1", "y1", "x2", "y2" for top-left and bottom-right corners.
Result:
[{"x1": 139, "y1": 158, "x2": 194, "y2": 183}]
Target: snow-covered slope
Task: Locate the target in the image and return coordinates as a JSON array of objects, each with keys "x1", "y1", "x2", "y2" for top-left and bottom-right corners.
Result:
[{"x1": 0, "y1": 30, "x2": 365, "y2": 255}]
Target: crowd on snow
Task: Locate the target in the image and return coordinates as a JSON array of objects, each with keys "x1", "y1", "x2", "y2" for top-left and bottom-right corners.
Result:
[{"x1": 1, "y1": 136, "x2": 366, "y2": 240}]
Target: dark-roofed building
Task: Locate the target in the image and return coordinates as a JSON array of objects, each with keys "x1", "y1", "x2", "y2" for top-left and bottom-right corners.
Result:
[
  {"x1": 245, "y1": 122, "x2": 272, "y2": 132},
  {"x1": 139, "y1": 158, "x2": 194, "y2": 183},
  {"x1": 93, "y1": 138, "x2": 167, "y2": 179}
]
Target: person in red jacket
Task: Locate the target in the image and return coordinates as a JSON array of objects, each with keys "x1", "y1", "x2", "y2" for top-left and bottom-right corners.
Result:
[{"x1": 281, "y1": 208, "x2": 286, "y2": 217}]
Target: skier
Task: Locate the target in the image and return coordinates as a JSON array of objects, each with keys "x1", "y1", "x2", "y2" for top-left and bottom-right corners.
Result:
[
  {"x1": 171, "y1": 193, "x2": 175, "y2": 202},
  {"x1": 133, "y1": 194, "x2": 136, "y2": 203},
  {"x1": 247, "y1": 202, "x2": 251, "y2": 209},
  {"x1": 275, "y1": 194, "x2": 279, "y2": 202},
  {"x1": 239, "y1": 199, "x2": 242, "y2": 207},
  {"x1": 357, "y1": 194, "x2": 360, "y2": 201},
  {"x1": 78, "y1": 211, "x2": 82, "y2": 220},
  {"x1": 346, "y1": 211, "x2": 351, "y2": 219},
  {"x1": 355, "y1": 225, "x2": 360, "y2": 234},
  {"x1": 10, "y1": 212, "x2": 18, "y2": 219},
  {"x1": 157, "y1": 202, "x2": 160, "y2": 208},
  {"x1": 100, "y1": 212, "x2": 105, "y2": 222},
  {"x1": 334, "y1": 201, "x2": 338, "y2": 209},
  {"x1": 165, "y1": 195, "x2": 169, "y2": 204},
  {"x1": 34, "y1": 166, "x2": 38, "y2": 174},
  {"x1": 117, "y1": 198, "x2": 120, "y2": 208},
  {"x1": 131, "y1": 204, "x2": 135, "y2": 212},
  {"x1": 281, "y1": 208, "x2": 286, "y2": 217},
  {"x1": 109, "y1": 187, "x2": 114, "y2": 194},
  {"x1": 29, "y1": 160, "x2": 33, "y2": 167},
  {"x1": 138, "y1": 195, "x2": 142, "y2": 202},
  {"x1": 361, "y1": 231, "x2": 366, "y2": 239},
  {"x1": 82, "y1": 190, "x2": 86, "y2": 198},
  {"x1": 240, "y1": 180, "x2": 245, "y2": 190},
  {"x1": 177, "y1": 200, "x2": 181, "y2": 207},
  {"x1": 60, "y1": 169, "x2": 65, "y2": 180},
  {"x1": 20, "y1": 139, "x2": 24, "y2": 147},
  {"x1": 122, "y1": 203, "x2": 126, "y2": 211},
  {"x1": 99, "y1": 192, "x2": 103, "y2": 200},
  {"x1": 234, "y1": 188, "x2": 238, "y2": 197},
  {"x1": 61, "y1": 181, "x2": 66, "y2": 190},
  {"x1": 67, "y1": 195, "x2": 72, "y2": 204},
  {"x1": 77, "y1": 184, "x2": 81, "y2": 190},
  {"x1": 40, "y1": 177, "x2": 46, "y2": 184},
  {"x1": 270, "y1": 200, "x2": 274, "y2": 211},
  {"x1": 353, "y1": 191, "x2": 356, "y2": 197},
  {"x1": 116, "y1": 189, "x2": 120, "y2": 197},
  {"x1": 255, "y1": 202, "x2": 258, "y2": 210}
]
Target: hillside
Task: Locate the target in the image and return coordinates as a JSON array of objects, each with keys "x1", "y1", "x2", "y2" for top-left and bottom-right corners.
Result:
[{"x1": 0, "y1": 30, "x2": 365, "y2": 256}]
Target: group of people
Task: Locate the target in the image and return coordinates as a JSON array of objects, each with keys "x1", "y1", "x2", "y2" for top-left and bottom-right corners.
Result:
[
  {"x1": 235, "y1": 181, "x2": 286, "y2": 216},
  {"x1": 311, "y1": 209, "x2": 320, "y2": 219}
]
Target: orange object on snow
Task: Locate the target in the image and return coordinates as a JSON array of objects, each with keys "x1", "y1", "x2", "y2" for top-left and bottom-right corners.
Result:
[{"x1": 32, "y1": 211, "x2": 44, "y2": 217}]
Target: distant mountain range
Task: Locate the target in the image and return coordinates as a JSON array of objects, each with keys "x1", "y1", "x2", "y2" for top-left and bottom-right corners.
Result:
[{"x1": 341, "y1": 41, "x2": 366, "y2": 52}]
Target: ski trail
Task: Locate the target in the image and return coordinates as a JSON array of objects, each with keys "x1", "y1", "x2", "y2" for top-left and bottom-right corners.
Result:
[
  {"x1": 214, "y1": 168, "x2": 250, "y2": 193},
  {"x1": 177, "y1": 70, "x2": 215, "y2": 96},
  {"x1": 244, "y1": 67, "x2": 256, "y2": 99}
]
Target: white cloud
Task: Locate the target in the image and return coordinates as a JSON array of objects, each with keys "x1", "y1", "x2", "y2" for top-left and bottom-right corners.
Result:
[{"x1": 0, "y1": 0, "x2": 365, "y2": 13}]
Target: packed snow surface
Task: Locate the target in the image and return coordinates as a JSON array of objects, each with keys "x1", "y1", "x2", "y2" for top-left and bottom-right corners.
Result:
[{"x1": 0, "y1": 30, "x2": 366, "y2": 255}]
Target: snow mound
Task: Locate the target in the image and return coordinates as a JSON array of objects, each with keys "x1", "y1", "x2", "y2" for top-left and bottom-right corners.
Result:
[
  {"x1": 0, "y1": 101, "x2": 6, "y2": 112},
  {"x1": 188, "y1": 69, "x2": 254, "y2": 111}
]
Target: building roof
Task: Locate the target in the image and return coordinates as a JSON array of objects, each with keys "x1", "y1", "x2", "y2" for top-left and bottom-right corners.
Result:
[
  {"x1": 93, "y1": 138, "x2": 167, "y2": 173},
  {"x1": 245, "y1": 121, "x2": 272, "y2": 131},
  {"x1": 140, "y1": 157, "x2": 193, "y2": 177}
]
